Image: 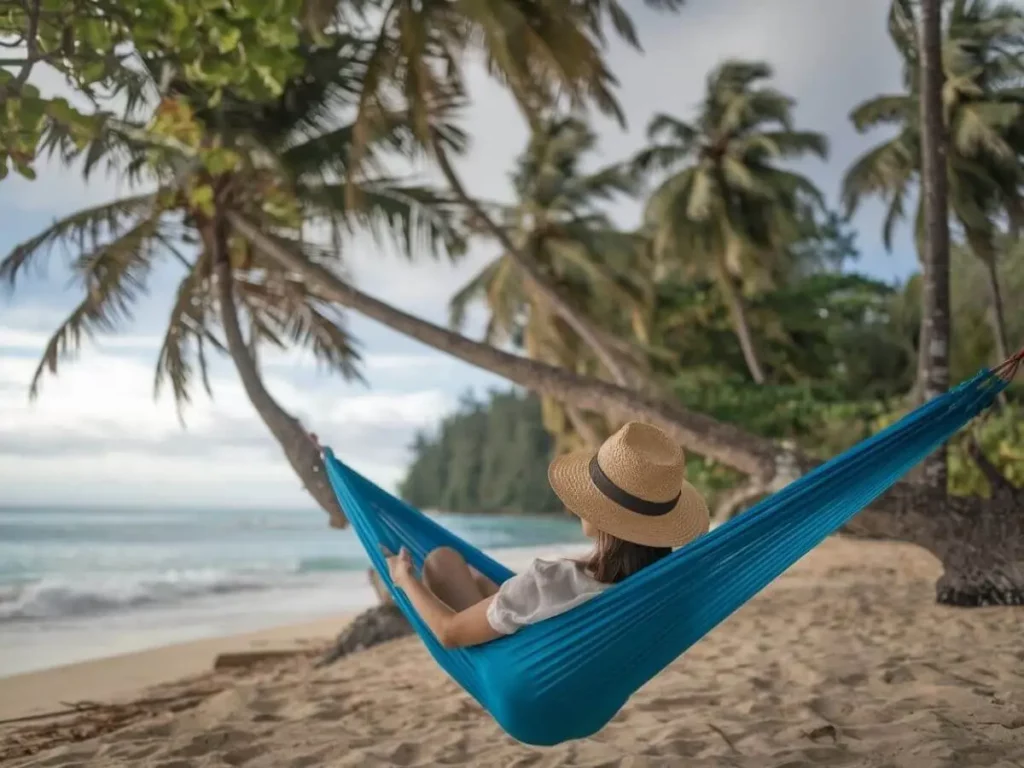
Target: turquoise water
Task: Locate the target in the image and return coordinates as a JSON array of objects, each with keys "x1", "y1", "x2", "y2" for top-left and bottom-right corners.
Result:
[
  {"x1": 0, "y1": 505, "x2": 587, "y2": 675},
  {"x1": 0, "y1": 505, "x2": 586, "y2": 621}
]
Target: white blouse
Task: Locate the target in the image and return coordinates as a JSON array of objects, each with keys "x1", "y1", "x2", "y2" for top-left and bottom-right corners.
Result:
[{"x1": 485, "y1": 558, "x2": 609, "y2": 635}]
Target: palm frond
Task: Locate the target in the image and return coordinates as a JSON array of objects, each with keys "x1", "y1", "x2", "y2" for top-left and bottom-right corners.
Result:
[
  {"x1": 302, "y1": 179, "x2": 466, "y2": 261},
  {"x1": 39, "y1": 110, "x2": 162, "y2": 187},
  {"x1": 630, "y1": 143, "x2": 692, "y2": 178},
  {"x1": 952, "y1": 102, "x2": 1021, "y2": 159},
  {"x1": 720, "y1": 156, "x2": 775, "y2": 199},
  {"x1": 742, "y1": 130, "x2": 829, "y2": 160},
  {"x1": 849, "y1": 94, "x2": 916, "y2": 132},
  {"x1": 1, "y1": 194, "x2": 159, "y2": 289},
  {"x1": 234, "y1": 273, "x2": 365, "y2": 382},
  {"x1": 888, "y1": 0, "x2": 920, "y2": 70},
  {"x1": 841, "y1": 134, "x2": 916, "y2": 215},
  {"x1": 646, "y1": 113, "x2": 699, "y2": 145},
  {"x1": 27, "y1": 214, "x2": 163, "y2": 398},
  {"x1": 448, "y1": 258, "x2": 506, "y2": 331},
  {"x1": 685, "y1": 167, "x2": 718, "y2": 221},
  {"x1": 882, "y1": 176, "x2": 914, "y2": 251},
  {"x1": 154, "y1": 252, "x2": 225, "y2": 413},
  {"x1": 543, "y1": 237, "x2": 639, "y2": 308}
]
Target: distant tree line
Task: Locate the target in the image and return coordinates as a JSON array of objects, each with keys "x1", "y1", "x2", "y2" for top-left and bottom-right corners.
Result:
[{"x1": 399, "y1": 391, "x2": 562, "y2": 514}]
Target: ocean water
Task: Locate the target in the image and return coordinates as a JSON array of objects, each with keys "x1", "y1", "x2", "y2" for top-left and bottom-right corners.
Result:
[{"x1": 0, "y1": 505, "x2": 588, "y2": 677}]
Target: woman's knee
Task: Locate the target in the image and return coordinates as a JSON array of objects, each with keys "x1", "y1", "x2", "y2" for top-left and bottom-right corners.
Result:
[{"x1": 423, "y1": 546, "x2": 465, "y2": 577}]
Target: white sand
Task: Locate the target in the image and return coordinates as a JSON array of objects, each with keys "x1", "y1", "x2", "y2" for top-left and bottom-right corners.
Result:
[
  {"x1": 0, "y1": 617, "x2": 347, "y2": 723},
  {"x1": 3, "y1": 538, "x2": 1023, "y2": 767}
]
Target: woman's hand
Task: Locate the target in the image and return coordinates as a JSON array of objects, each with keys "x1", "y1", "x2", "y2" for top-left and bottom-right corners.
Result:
[{"x1": 382, "y1": 546, "x2": 416, "y2": 588}]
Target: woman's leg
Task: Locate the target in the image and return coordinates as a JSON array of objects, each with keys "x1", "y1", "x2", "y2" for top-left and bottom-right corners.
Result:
[
  {"x1": 472, "y1": 570, "x2": 500, "y2": 599},
  {"x1": 423, "y1": 547, "x2": 498, "y2": 611}
]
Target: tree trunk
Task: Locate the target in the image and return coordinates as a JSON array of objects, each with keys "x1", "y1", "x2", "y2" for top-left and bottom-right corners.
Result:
[
  {"x1": 232, "y1": 213, "x2": 1024, "y2": 607},
  {"x1": 857, "y1": 485, "x2": 1024, "y2": 607},
  {"x1": 207, "y1": 216, "x2": 346, "y2": 528},
  {"x1": 981, "y1": 256, "x2": 1011, "y2": 364},
  {"x1": 716, "y1": 255, "x2": 766, "y2": 385},
  {"x1": 565, "y1": 403, "x2": 602, "y2": 448},
  {"x1": 432, "y1": 140, "x2": 633, "y2": 388},
  {"x1": 917, "y1": 0, "x2": 952, "y2": 493},
  {"x1": 316, "y1": 604, "x2": 413, "y2": 667},
  {"x1": 229, "y1": 213, "x2": 778, "y2": 479}
]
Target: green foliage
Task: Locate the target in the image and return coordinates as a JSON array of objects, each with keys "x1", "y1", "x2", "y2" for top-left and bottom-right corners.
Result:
[
  {"x1": 1, "y1": 0, "x2": 316, "y2": 178},
  {"x1": 681, "y1": 455, "x2": 742, "y2": 512},
  {"x1": 672, "y1": 372, "x2": 892, "y2": 459},
  {"x1": 949, "y1": 405, "x2": 1024, "y2": 497},
  {"x1": 400, "y1": 391, "x2": 562, "y2": 514},
  {"x1": 2, "y1": 30, "x2": 466, "y2": 412},
  {"x1": 630, "y1": 59, "x2": 830, "y2": 384},
  {"x1": 843, "y1": 0, "x2": 1024, "y2": 334},
  {"x1": 868, "y1": 400, "x2": 1023, "y2": 498}
]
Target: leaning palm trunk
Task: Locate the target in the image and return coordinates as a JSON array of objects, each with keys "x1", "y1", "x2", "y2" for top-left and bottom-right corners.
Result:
[
  {"x1": 231, "y1": 212, "x2": 1024, "y2": 607},
  {"x1": 965, "y1": 236, "x2": 1011, "y2": 407},
  {"x1": 207, "y1": 217, "x2": 346, "y2": 528},
  {"x1": 716, "y1": 255, "x2": 766, "y2": 385},
  {"x1": 981, "y1": 257, "x2": 1011, "y2": 364},
  {"x1": 432, "y1": 140, "x2": 633, "y2": 388},
  {"x1": 230, "y1": 212, "x2": 778, "y2": 476}
]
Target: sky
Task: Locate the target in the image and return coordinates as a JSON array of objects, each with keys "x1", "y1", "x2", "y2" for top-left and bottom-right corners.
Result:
[{"x1": 0, "y1": 0, "x2": 916, "y2": 511}]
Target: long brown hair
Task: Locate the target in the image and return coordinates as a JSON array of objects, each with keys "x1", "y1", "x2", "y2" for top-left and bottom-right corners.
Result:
[{"x1": 581, "y1": 530, "x2": 671, "y2": 584}]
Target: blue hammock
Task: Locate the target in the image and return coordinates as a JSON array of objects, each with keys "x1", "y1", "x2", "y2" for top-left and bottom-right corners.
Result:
[{"x1": 324, "y1": 364, "x2": 1014, "y2": 747}]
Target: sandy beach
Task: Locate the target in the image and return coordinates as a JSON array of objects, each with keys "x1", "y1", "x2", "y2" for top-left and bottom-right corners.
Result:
[{"x1": 2, "y1": 537, "x2": 1023, "y2": 767}]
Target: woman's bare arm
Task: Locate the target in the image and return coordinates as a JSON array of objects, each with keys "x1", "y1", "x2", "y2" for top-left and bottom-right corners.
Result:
[{"x1": 386, "y1": 547, "x2": 502, "y2": 649}]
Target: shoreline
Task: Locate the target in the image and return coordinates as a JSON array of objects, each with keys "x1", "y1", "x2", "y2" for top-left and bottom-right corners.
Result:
[
  {"x1": 0, "y1": 614, "x2": 349, "y2": 722},
  {"x1": 0, "y1": 543, "x2": 590, "y2": 722},
  {"x1": 0, "y1": 542, "x2": 590, "y2": 680}
]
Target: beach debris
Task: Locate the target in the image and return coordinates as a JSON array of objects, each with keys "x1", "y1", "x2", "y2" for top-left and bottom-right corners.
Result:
[
  {"x1": 0, "y1": 689, "x2": 222, "y2": 762},
  {"x1": 706, "y1": 723, "x2": 741, "y2": 753},
  {"x1": 805, "y1": 724, "x2": 839, "y2": 743},
  {"x1": 213, "y1": 651, "x2": 306, "y2": 670},
  {"x1": 317, "y1": 605, "x2": 413, "y2": 667}
]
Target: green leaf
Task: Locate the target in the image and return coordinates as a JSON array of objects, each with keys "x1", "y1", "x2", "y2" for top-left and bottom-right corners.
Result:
[
  {"x1": 217, "y1": 27, "x2": 241, "y2": 53},
  {"x1": 188, "y1": 184, "x2": 215, "y2": 216},
  {"x1": 169, "y1": 3, "x2": 189, "y2": 34},
  {"x1": 204, "y1": 147, "x2": 240, "y2": 175},
  {"x1": 46, "y1": 97, "x2": 79, "y2": 125},
  {"x1": 80, "y1": 60, "x2": 107, "y2": 84}
]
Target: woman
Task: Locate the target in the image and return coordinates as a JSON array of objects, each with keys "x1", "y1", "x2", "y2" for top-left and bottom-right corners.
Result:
[{"x1": 385, "y1": 421, "x2": 710, "y2": 649}]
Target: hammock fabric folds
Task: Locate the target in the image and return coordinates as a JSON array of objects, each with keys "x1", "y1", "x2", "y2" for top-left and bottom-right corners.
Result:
[{"x1": 324, "y1": 364, "x2": 1012, "y2": 747}]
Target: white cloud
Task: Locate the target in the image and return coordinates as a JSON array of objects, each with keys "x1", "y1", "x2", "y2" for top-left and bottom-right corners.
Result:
[
  {"x1": 0, "y1": 329, "x2": 461, "y2": 507},
  {"x1": 1, "y1": 160, "x2": 142, "y2": 214},
  {"x1": 326, "y1": 390, "x2": 453, "y2": 428},
  {"x1": 0, "y1": 327, "x2": 164, "y2": 352}
]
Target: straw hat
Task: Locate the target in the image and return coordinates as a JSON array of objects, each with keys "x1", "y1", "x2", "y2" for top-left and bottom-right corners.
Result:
[{"x1": 548, "y1": 421, "x2": 709, "y2": 548}]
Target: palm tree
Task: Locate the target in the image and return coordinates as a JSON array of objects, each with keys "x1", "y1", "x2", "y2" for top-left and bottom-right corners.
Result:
[
  {"x1": 632, "y1": 60, "x2": 829, "y2": 384},
  {"x1": 341, "y1": 0, "x2": 686, "y2": 388},
  {"x1": 448, "y1": 117, "x2": 647, "y2": 446},
  {"x1": 1, "y1": 41, "x2": 463, "y2": 527},
  {"x1": 0, "y1": 192, "x2": 361, "y2": 526},
  {"x1": 843, "y1": 0, "x2": 1024, "y2": 378},
  {"x1": 918, "y1": 0, "x2": 954, "y2": 492}
]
